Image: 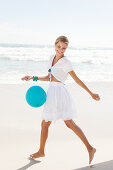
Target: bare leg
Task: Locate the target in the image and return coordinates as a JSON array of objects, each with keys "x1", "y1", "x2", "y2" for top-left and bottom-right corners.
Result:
[
  {"x1": 30, "y1": 120, "x2": 52, "y2": 159},
  {"x1": 64, "y1": 119, "x2": 96, "y2": 164}
]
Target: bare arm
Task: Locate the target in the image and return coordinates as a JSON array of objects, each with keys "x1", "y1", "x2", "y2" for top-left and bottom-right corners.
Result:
[
  {"x1": 21, "y1": 73, "x2": 50, "y2": 81},
  {"x1": 68, "y1": 70, "x2": 92, "y2": 95},
  {"x1": 37, "y1": 73, "x2": 50, "y2": 81},
  {"x1": 68, "y1": 70, "x2": 100, "y2": 100}
]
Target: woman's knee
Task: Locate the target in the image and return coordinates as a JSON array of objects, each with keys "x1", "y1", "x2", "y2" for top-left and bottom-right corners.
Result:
[
  {"x1": 64, "y1": 119, "x2": 72, "y2": 128},
  {"x1": 41, "y1": 120, "x2": 52, "y2": 128}
]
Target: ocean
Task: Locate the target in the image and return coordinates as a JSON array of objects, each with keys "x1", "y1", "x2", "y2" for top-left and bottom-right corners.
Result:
[{"x1": 0, "y1": 43, "x2": 113, "y2": 84}]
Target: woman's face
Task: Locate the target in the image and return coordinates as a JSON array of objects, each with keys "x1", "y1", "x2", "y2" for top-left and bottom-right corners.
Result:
[{"x1": 55, "y1": 41, "x2": 68, "y2": 57}]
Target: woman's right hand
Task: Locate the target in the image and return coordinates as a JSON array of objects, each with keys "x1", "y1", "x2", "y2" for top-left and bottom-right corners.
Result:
[{"x1": 21, "y1": 75, "x2": 33, "y2": 81}]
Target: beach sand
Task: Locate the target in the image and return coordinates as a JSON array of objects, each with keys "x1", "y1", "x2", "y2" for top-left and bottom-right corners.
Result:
[{"x1": 0, "y1": 82, "x2": 113, "y2": 170}]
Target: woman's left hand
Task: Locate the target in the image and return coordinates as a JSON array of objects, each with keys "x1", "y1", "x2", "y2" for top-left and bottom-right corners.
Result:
[{"x1": 91, "y1": 93, "x2": 100, "y2": 101}]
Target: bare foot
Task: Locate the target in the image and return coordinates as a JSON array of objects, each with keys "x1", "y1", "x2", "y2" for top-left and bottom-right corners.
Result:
[
  {"x1": 88, "y1": 147, "x2": 96, "y2": 164},
  {"x1": 30, "y1": 151, "x2": 45, "y2": 159}
]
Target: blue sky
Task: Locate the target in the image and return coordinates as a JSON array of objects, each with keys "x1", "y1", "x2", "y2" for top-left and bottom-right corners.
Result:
[{"x1": 0, "y1": 0, "x2": 113, "y2": 47}]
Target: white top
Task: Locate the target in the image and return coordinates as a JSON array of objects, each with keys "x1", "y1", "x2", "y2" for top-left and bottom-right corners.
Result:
[{"x1": 48, "y1": 54, "x2": 73, "y2": 83}]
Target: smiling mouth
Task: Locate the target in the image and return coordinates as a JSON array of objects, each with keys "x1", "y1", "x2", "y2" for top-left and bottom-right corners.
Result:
[{"x1": 57, "y1": 51, "x2": 62, "y2": 54}]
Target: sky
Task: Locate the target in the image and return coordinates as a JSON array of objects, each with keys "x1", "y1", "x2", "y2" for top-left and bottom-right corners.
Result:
[{"x1": 0, "y1": 0, "x2": 113, "y2": 47}]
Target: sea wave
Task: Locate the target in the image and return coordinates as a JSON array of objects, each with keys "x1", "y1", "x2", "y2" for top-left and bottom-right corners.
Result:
[{"x1": 0, "y1": 43, "x2": 113, "y2": 83}]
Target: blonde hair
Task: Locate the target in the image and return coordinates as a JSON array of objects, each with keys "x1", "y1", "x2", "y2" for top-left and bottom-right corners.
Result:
[{"x1": 55, "y1": 36, "x2": 69, "y2": 46}]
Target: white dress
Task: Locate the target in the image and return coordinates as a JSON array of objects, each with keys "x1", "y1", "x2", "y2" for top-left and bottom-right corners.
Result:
[{"x1": 41, "y1": 55, "x2": 78, "y2": 123}]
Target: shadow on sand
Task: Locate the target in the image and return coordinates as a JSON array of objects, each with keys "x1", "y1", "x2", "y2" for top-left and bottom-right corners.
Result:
[
  {"x1": 74, "y1": 160, "x2": 113, "y2": 170},
  {"x1": 16, "y1": 157, "x2": 41, "y2": 170}
]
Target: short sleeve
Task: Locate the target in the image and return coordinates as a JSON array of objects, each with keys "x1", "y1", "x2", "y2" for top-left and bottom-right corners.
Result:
[{"x1": 66, "y1": 59, "x2": 73, "y2": 73}]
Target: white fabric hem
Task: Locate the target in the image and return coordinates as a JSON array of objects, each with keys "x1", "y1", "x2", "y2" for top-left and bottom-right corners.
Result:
[{"x1": 41, "y1": 112, "x2": 78, "y2": 123}]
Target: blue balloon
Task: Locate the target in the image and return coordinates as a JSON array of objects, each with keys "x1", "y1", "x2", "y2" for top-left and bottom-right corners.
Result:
[{"x1": 26, "y1": 86, "x2": 47, "y2": 107}]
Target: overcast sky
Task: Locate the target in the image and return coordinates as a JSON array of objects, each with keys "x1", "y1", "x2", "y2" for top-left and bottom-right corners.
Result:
[{"x1": 0, "y1": 0, "x2": 113, "y2": 47}]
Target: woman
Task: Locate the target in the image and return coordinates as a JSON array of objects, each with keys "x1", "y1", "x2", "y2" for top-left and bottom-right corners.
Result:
[{"x1": 21, "y1": 36, "x2": 100, "y2": 164}]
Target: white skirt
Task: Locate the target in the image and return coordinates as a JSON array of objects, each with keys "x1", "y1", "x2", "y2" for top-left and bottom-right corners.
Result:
[{"x1": 42, "y1": 81, "x2": 78, "y2": 123}]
